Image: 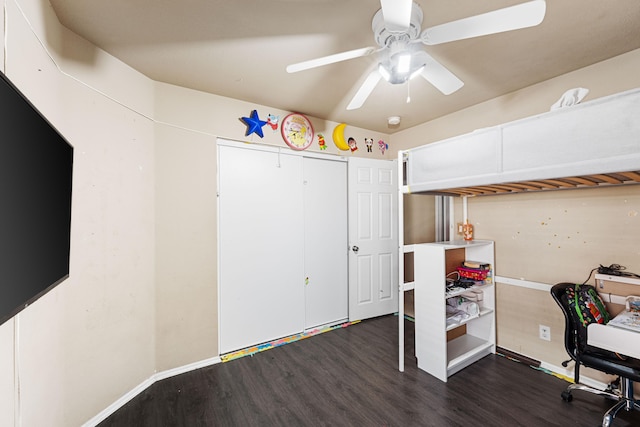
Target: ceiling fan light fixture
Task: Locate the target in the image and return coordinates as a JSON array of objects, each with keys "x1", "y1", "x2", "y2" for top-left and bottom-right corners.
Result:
[
  {"x1": 379, "y1": 50, "x2": 425, "y2": 85},
  {"x1": 397, "y1": 52, "x2": 411, "y2": 74}
]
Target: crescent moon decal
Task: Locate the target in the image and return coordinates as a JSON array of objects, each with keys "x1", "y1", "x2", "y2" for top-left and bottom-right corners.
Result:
[{"x1": 332, "y1": 123, "x2": 350, "y2": 151}]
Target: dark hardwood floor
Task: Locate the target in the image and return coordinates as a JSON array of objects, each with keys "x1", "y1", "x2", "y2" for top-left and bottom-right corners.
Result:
[{"x1": 99, "y1": 315, "x2": 640, "y2": 426}]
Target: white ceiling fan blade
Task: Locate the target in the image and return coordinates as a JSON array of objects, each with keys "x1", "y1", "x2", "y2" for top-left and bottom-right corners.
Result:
[
  {"x1": 421, "y1": 0, "x2": 546, "y2": 45},
  {"x1": 380, "y1": 0, "x2": 413, "y2": 33},
  {"x1": 286, "y1": 47, "x2": 376, "y2": 73},
  {"x1": 419, "y1": 52, "x2": 464, "y2": 95},
  {"x1": 346, "y1": 70, "x2": 382, "y2": 110}
]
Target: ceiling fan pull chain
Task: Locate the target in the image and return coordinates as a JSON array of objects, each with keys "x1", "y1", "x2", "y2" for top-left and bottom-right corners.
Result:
[{"x1": 406, "y1": 79, "x2": 411, "y2": 103}]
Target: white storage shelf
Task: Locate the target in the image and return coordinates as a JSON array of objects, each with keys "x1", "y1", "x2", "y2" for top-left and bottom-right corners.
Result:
[
  {"x1": 413, "y1": 240, "x2": 496, "y2": 382},
  {"x1": 446, "y1": 303, "x2": 493, "y2": 331}
]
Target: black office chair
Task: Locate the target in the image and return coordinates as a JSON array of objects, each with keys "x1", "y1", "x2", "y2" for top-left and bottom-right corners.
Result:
[{"x1": 551, "y1": 282, "x2": 640, "y2": 427}]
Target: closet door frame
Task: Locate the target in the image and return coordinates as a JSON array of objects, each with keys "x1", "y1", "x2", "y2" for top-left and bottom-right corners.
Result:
[{"x1": 217, "y1": 139, "x2": 348, "y2": 354}]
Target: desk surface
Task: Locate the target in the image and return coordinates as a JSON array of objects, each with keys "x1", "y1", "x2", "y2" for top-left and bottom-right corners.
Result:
[{"x1": 588, "y1": 322, "x2": 640, "y2": 359}]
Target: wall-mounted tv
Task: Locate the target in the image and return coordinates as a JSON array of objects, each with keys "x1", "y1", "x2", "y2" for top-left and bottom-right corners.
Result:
[{"x1": 0, "y1": 71, "x2": 73, "y2": 325}]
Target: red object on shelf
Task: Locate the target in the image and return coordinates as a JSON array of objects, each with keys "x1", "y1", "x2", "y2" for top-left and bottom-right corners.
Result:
[{"x1": 456, "y1": 266, "x2": 489, "y2": 281}]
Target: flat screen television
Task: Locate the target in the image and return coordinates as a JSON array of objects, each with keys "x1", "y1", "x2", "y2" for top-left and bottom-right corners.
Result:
[{"x1": 0, "y1": 71, "x2": 73, "y2": 325}]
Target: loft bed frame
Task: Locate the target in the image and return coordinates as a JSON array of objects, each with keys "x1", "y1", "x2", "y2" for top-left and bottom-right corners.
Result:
[
  {"x1": 400, "y1": 88, "x2": 640, "y2": 197},
  {"x1": 396, "y1": 87, "x2": 640, "y2": 372}
]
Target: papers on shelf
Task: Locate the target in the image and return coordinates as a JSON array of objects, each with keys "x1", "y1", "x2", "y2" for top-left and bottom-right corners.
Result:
[
  {"x1": 446, "y1": 299, "x2": 479, "y2": 328},
  {"x1": 607, "y1": 310, "x2": 640, "y2": 333}
]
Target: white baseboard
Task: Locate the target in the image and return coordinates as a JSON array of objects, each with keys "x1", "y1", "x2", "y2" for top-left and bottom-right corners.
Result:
[
  {"x1": 154, "y1": 355, "x2": 222, "y2": 382},
  {"x1": 82, "y1": 356, "x2": 221, "y2": 427}
]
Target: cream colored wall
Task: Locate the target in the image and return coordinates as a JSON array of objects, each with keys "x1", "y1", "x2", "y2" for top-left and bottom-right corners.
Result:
[
  {"x1": 154, "y1": 122, "x2": 218, "y2": 371},
  {"x1": 152, "y1": 81, "x2": 393, "y2": 158},
  {"x1": 391, "y1": 48, "x2": 640, "y2": 368},
  {"x1": 473, "y1": 186, "x2": 640, "y2": 367},
  {"x1": 0, "y1": 320, "x2": 14, "y2": 427},
  {"x1": 402, "y1": 193, "x2": 436, "y2": 245},
  {"x1": 468, "y1": 186, "x2": 640, "y2": 283},
  {"x1": 2, "y1": 1, "x2": 156, "y2": 426}
]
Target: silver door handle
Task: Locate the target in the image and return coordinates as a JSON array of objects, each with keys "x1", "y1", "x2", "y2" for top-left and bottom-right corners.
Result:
[{"x1": 352, "y1": 245, "x2": 359, "y2": 253}]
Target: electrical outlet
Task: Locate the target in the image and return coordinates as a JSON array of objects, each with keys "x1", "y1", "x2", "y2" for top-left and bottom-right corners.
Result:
[{"x1": 539, "y1": 324, "x2": 551, "y2": 341}]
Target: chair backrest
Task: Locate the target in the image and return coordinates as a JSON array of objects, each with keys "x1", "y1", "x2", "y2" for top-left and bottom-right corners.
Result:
[
  {"x1": 550, "y1": 282, "x2": 610, "y2": 361},
  {"x1": 550, "y1": 282, "x2": 581, "y2": 361}
]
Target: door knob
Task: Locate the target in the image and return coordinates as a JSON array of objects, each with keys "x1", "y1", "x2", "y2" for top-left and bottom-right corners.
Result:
[{"x1": 352, "y1": 245, "x2": 359, "y2": 253}]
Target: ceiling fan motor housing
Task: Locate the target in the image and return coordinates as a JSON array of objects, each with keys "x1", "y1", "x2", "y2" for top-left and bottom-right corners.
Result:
[
  {"x1": 373, "y1": 2, "x2": 426, "y2": 84},
  {"x1": 372, "y1": 2, "x2": 424, "y2": 47}
]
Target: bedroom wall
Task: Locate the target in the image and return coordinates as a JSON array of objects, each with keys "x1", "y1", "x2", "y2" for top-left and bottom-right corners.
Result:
[
  {"x1": 1, "y1": 1, "x2": 157, "y2": 426},
  {"x1": 391, "y1": 48, "x2": 640, "y2": 372}
]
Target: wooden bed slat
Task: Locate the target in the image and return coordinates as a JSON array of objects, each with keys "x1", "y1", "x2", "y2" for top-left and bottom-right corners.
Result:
[
  {"x1": 468, "y1": 186, "x2": 511, "y2": 194},
  {"x1": 536, "y1": 179, "x2": 578, "y2": 188},
  {"x1": 502, "y1": 182, "x2": 545, "y2": 191},
  {"x1": 591, "y1": 174, "x2": 623, "y2": 184},
  {"x1": 419, "y1": 171, "x2": 640, "y2": 197},
  {"x1": 520, "y1": 181, "x2": 558, "y2": 189},
  {"x1": 560, "y1": 176, "x2": 598, "y2": 186},
  {"x1": 618, "y1": 171, "x2": 640, "y2": 182}
]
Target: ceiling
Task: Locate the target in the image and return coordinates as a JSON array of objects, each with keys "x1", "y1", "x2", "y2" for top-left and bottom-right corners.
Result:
[{"x1": 48, "y1": 0, "x2": 640, "y2": 134}]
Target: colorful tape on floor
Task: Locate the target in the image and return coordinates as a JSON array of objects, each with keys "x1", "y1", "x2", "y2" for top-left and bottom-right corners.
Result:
[{"x1": 220, "y1": 320, "x2": 361, "y2": 363}]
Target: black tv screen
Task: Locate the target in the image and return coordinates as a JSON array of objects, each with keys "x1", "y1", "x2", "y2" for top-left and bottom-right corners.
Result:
[{"x1": 0, "y1": 71, "x2": 73, "y2": 325}]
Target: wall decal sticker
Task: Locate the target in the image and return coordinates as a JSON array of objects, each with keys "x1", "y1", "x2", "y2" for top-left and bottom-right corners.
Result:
[
  {"x1": 332, "y1": 123, "x2": 350, "y2": 151},
  {"x1": 317, "y1": 133, "x2": 327, "y2": 150},
  {"x1": 365, "y1": 138, "x2": 373, "y2": 152},
  {"x1": 378, "y1": 139, "x2": 388, "y2": 154},
  {"x1": 348, "y1": 137, "x2": 358, "y2": 152},
  {"x1": 241, "y1": 109, "x2": 268, "y2": 138},
  {"x1": 267, "y1": 113, "x2": 279, "y2": 131}
]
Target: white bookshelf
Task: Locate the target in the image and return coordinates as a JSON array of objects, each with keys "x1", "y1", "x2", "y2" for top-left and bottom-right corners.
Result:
[{"x1": 413, "y1": 240, "x2": 496, "y2": 382}]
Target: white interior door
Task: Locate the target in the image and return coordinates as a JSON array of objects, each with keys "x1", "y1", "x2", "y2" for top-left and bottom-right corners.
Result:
[
  {"x1": 303, "y1": 157, "x2": 348, "y2": 329},
  {"x1": 218, "y1": 144, "x2": 305, "y2": 354},
  {"x1": 348, "y1": 158, "x2": 398, "y2": 321}
]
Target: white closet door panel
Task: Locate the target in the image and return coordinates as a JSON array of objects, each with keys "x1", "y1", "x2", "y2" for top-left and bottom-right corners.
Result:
[
  {"x1": 219, "y1": 145, "x2": 304, "y2": 354},
  {"x1": 303, "y1": 157, "x2": 348, "y2": 329},
  {"x1": 356, "y1": 255, "x2": 373, "y2": 304}
]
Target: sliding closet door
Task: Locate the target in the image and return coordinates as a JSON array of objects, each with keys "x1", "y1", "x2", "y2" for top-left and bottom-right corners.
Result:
[
  {"x1": 303, "y1": 157, "x2": 348, "y2": 329},
  {"x1": 218, "y1": 145, "x2": 304, "y2": 354}
]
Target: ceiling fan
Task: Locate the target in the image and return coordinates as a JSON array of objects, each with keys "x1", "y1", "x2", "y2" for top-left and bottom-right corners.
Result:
[{"x1": 286, "y1": 0, "x2": 546, "y2": 110}]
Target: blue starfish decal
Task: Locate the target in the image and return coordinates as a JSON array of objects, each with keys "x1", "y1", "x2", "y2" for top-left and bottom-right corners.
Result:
[{"x1": 241, "y1": 110, "x2": 268, "y2": 138}]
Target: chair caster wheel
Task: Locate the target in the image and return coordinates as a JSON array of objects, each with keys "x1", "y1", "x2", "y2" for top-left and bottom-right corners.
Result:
[{"x1": 561, "y1": 390, "x2": 573, "y2": 402}]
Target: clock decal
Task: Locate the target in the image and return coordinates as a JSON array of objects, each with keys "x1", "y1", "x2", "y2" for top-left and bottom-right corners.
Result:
[{"x1": 281, "y1": 113, "x2": 314, "y2": 151}]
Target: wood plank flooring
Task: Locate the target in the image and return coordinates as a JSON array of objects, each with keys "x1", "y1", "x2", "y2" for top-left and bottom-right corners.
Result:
[{"x1": 99, "y1": 315, "x2": 640, "y2": 426}]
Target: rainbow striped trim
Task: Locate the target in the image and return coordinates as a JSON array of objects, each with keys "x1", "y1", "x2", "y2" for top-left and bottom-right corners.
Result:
[{"x1": 220, "y1": 320, "x2": 361, "y2": 363}]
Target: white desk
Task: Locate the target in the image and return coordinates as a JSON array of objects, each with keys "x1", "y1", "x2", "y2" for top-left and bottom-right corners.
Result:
[{"x1": 588, "y1": 323, "x2": 640, "y2": 359}]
